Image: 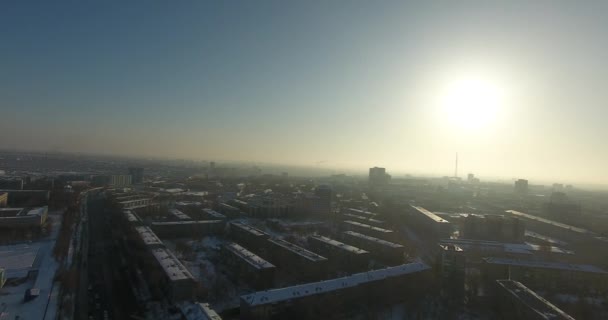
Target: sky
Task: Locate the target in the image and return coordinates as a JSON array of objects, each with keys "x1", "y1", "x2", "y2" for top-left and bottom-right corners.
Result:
[{"x1": 1, "y1": 1, "x2": 608, "y2": 184}]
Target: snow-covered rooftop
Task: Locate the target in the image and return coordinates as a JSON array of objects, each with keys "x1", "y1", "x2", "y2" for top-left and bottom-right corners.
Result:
[
  {"x1": 224, "y1": 242, "x2": 275, "y2": 270},
  {"x1": 0, "y1": 243, "x2": 40, "y2": 278},
  {"x1": 135, "y1": 226, "x2": 164, "y2": 247},
  {"x1": 169, "y1": 208, "x2": 192, "y2": 220},
  {"x1": 342, "y1": 213, "x2": 384, "y2": 225},
  {"x1": 410, "y1": 205, "x2": 450, "y2": 224},
  {"x1": 151, "y1": 247, "x2": 195, "y2": 282},
  {"x1": 309, "y1": 235, "x2": 369, "y2": 255},
  {"x1": 343, "y1": 220, "x2": 394, "y2": 234},
  {"x1": 268, "y1": 238, "x2": 327, "y2": 262},
  {"x1": 345, "y1": 208, "x2": 378, "y2": 217},
  {"x1": 506, "y1": 210, "x2": 608, "y2": 244},
  {"x1": 152, "y1": 220, "x2": 223, "y2": 226},
  {"x1": 203, "y1": 208, "x2": 226, "y2": 219},
  {"x1": 484, "y1": 257, "x2": 608, "y2": 274},
  {"x1": 440, "y1": 239, "x2": 573, "y2": 255},
  {"x1": 230, "y1": 221, "x2": 268, "y2": 237},
  {"x1": 343, "y1": 231, "x2": 404, "y2": 249},
  {"x1": 241, "y1": 262, "x2": 430, "y2": 307},
  {"x1": 497, "y1": 280, "x2": 575, "y2": 320}
]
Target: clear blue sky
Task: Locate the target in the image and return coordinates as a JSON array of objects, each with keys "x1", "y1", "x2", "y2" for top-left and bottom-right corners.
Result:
[{"x1": 2, "y1": 1, "x2": 608, "y2": 184}]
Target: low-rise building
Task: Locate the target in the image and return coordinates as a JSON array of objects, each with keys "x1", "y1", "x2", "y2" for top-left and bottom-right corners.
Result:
[
  {"x1": 482, "y1": 257, "x2": 608, "y2": 293},
  {"x1": 218, "y1": 203, "x2": 242, "y2": 218},
  {"x1": 119, "y1": 198, "x2": 152, "y2": 209},
  {"x1": 342, "y1": 231, "x2": 404, "y2": 265},
  {"x1": 266, "y1": 238, "x2": 328, "y2": 281},
  {"x1": 463, "y1": 214, "x2": 525, "y2": 243},
  {"x1": 240, "y1": 262, "x2": 431, "y2": 320},
  {"x1": 0, "y1": 190, "x2": 49, "y2": 207},
  {"x1": 342, "y1": 220, "x2": 395, "y2": 241},
  {"x1": 148, "y1": 247, "x2": 196, "y2": 302},
  {"x1": 222, "y1": 242, "x2": 276, "y2": 289},
  {"x1": 0, "y1": 206, "x2": 48, "y2": 228},
  {"x1": 494, "y1": 279, "x2": 574, "y2": 320},
  {"x1": 308, "y1": 235, "x2": 369, "y2": 274},
  {"x1": 202, "y1": 208, "x2": 226, "y2": 220},
  {"x1": 406, "y1": 205, "x2": 452, "y2": 238},
  {"x1": 229, "y1": 221, "x2": 271, "y2": 250}
]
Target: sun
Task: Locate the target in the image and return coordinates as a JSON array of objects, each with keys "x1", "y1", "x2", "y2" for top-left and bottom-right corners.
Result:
[{"x1": 440, "y1": 75, "x2": 505, "y2": 129}]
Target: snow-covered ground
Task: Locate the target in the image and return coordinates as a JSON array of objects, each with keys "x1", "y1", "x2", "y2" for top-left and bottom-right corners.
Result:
[{"x1": 0, "y1": 213, "x2": 63, "y2": 320}]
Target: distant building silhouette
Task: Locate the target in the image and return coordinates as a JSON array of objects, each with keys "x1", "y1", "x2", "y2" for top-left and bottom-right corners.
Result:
[
  {"x1": 514, "y1": 179, "x2": 528, "y2": 195},
  {"x1": 314, "y1": 185, "x2": 332, "y2": 214},
  {"x1": 128, "y1": 167, "x2": 144, "y2": 184},
  {"x1": 369, "y1": 167, "x2": 391, "y2": 186}
]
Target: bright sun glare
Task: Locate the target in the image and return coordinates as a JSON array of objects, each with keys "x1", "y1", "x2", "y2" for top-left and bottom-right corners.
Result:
[{"x1": 440, "y1": 75, "x2": 505, "y2": 130}]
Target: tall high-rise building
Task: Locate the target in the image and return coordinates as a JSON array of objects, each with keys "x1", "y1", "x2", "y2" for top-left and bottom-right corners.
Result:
[
  {"x1": 369, "y1": 167, "x2": 390, "y2": 186},
  {"x1": 128, "y1": 167, "x2": 144, "y2": 184},
  {"x1": 514, "y1": 179, "x2": 528, "y2": 195}
]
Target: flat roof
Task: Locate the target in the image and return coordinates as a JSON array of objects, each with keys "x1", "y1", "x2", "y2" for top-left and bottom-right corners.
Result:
[
  {"x1": 202, "y1": 208, "x2": 226, "y2": 219},
  {"x1": 119, "y1": 198, "x2": 151, "y2": 204},
  {"x1": 224, "y1": 242, "x2": 275, "y2": 270},
  {"x1": 169, "y1": 208, "x2": 192, "y2": 220},
  {"x1": 197, "y1": 303, "x2": 222, "y2": 320},
  {"x1": 343, "y1": 231, "x2": 404, "y2": 248},
  {"x1": 241, "y1": 262, "x2": 430, "y2": 307},
  {"x1": 176, "y1": 201, "x2": 202, "y2": 206},
  {"x1": 410, "y1": 205, "x2": 450, "y2": 223},
  {"x1": 152, "y1": 220, "x2": 223, "y2": 226},
  {"x1": 123, "y1": 210, "x2": 140, "y2": 223},
  {"x1": 342, "y1": 213, "x2": 384, "y2": 224},
  {"x1": 309, "y1": 235, "x2": 368, "y2": 255},
  {"x1": 506, "y1": 210, "x2": 590, "y2": 234},
  {"x1": 0, "y1": 244, "x2": 40, "y2": 276},
  {"x1": 484, "y1": 257, "x2": 608, "y2": 274},
  {"x1": 440, "y1": 239, "x2": 573, "y2": 255},
  {"x1": 135, "y1": 226, "x2": 163, "y2": 246},
  {"x1": 219, "y1": 203, "x2": 240, "y2": 210},
  {"x1": 150, "y1": 247, "x2": 195, "y2": 282},
  {"x1": 525, "y1": 231, "x2": 568, "y2": 246},
  {"x1": 345, "y1": 208, "x2": 378, "y2": 217},
  {"x1": 230, "y1": 221, "x2": 268, "y2": 237},
  {"x1": 343, "y1": 220, "x2": 394, "y2": 233},
  {"x1": 496, "y1": 280, "x2": 575, "y2": 320},
  {"x1": 268, "y1": 238, "x2": 327, "y2": 262}
]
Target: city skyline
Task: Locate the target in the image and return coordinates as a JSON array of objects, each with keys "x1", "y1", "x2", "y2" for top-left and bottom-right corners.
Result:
[{"x1": 2, "y1": 1, "x2": 608, "y2": 184}]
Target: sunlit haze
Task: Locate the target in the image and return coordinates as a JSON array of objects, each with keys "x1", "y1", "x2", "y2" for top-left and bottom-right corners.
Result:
[{"x1": 2, "y1": 1, "x2": 608, "y2": 184}]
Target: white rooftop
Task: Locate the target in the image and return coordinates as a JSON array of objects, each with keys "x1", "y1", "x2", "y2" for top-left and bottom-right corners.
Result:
[
  {"x1": 152, "y1": 220, "x2": 223, "y2": 226},
  {"x1": 497, "y1": 280, "x2": 575, "y2": 320},
  {"x1": 484, "y1": 257, "x2": 608, "y2": 274},
  {"x1": 343, "y1": 231, "x2": 404, "y2": 248},
  {"x1": 151, "y1": 247, "x2": 195, "y2": 281},
  {"x1": 268, "y1": 238, "x2": 327, "y2": 262},
  {"x1": 309, "y1": 235, "x2": 369, "y2": 254},
  {"x1": 203, "y1": 208, "x2": 226, "y2": 219},
  {"x1": 224, "y1": 242, "x2": 275, "y2": 270},
  {"x1": 241, "y1": 262, "x2": 430, "y2": 307},
  {"x1": 169, "y1": 208, "x2": 192, "y2": 220},
  {"x1": 0, "y1": 243, "x2": 40, "y2": 278},
  {"x1": 343, "y1": 220, "x2": 394, "y2": 233},
  {"x1": 410, "y1": 205, "x2": 450, "y2": 223},
  {"x1": 440, "y1": 239, "x2": 573, "y2": 255},
  {"x1": 135, "y1": 226, "x2": 163, "y2": 246}
]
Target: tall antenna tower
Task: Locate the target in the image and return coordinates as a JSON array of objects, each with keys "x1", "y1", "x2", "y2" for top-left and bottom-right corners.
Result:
[{"x1": 454, "y1": 152, "x2": 459, "y2": 178}]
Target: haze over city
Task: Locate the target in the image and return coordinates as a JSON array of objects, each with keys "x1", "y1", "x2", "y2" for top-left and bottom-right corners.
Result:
[{"x1": 2, "y1": 1, "x2": 608, "y2": 183}]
